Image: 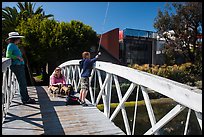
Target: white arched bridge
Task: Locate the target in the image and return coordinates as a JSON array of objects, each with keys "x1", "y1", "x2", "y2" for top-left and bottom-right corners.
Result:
[{"x1": 2, "y1": 58, "x2": 202, "y2": 135}]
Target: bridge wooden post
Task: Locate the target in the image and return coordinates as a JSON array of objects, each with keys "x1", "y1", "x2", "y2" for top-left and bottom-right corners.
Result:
[
  {"x1": 102, "y1": 73, "x2": 112, "y2": 118},
  {"x1": 95, "y1": 73, "x2": 111, "y2": 105},
  {"x1": 141, "y1": 86, "x2": 159, "y2": 135},
  {"x1": 103, "y1": 73, "x2": 112, "y2": 118},
  {"x1": 76, "y1": 66, "x2": 81, "y2": 91},
  {"x1": 89, "y1": 69, "x2": 96, "y2": 104},
  {"x1": 113, "y1": 75, "x2": 131, "y2": 135},
  {"x1": 67, "y1": 67, "x2": 71, "y2": 84}
]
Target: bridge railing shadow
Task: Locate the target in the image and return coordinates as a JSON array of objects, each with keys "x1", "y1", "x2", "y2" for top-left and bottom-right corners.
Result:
[
  {"x1": 36, "y1": 86, "x2": 65, "y2": 135},
  {"x1": 2, "y1": 89, "x2": 43, "y2": 134},
  {"x1": 2, "y1": 58, "x2": 57, "y2": 134}
]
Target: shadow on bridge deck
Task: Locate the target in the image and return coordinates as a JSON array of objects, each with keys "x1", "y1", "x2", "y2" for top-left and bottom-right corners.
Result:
[{"x1": 2, "y1": 86, "x2": 125, "y2": 135}]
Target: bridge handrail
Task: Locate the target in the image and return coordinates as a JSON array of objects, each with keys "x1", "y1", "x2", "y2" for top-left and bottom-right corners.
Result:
[
  {"x1": 97, "y1": 61, "x2": 202, "y2": 113},
  {"x1": 2, "y1": 58, "x2": 19, "y2": 123},
  {"x1": 57, "y1": 59, "x2": 203, "y2": 134},
  {"x1": 59, "y1": 59, "x2": 202, "y2": 113}
]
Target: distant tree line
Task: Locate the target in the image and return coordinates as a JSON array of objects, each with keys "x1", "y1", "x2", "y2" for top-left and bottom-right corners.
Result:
[{"x1": 154, "y1": 2, "x2": 202, "y2": 67}]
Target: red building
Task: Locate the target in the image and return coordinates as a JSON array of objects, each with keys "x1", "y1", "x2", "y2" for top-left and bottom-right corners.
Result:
[
  {"x1": 100, "y1": 28, "x2": 119, "y2": 60},
  {"x1": 93, "y1": 28, "x2": 121, "y2": 64},
  {"x1": 96, "y1": 28, "x2": 163, "y2": 65}
]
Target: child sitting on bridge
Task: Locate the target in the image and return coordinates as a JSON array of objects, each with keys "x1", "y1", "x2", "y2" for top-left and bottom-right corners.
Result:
[
  {"x1": 65, "y1": 84, "x2": 80, "y2": 105},
  {"x1": 48, "y1": 67, "x2": 69, "y2": 96}
]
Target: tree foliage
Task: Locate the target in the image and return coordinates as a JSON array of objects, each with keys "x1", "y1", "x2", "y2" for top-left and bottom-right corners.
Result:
[
  {"x1": 16, "y1": 14, "x2": 98, "y2": 74},
  {"x1": 2, "y1": 2, "x2": 98, "y2": 83},
  {"x1": 2, "y1": 6, "x2": 20, "y2": 45},
  {"x1": 154, "y1": 2, "x2": 202, "y2": 65},
  {"x1": 2, "y1": 2, "x2": 53, "y2": 50}
]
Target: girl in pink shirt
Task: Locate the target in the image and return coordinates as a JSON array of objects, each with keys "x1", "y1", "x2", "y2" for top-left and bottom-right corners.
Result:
[{"x1": 49, "y1": 67, "x2": 69, "y2": 96}]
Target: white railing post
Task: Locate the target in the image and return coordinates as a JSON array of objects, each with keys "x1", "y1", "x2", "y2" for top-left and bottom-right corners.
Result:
[
  {"x1": 89, "y1": 69, "x2": 96, "y2": 104},
  {"x1": 103, "y1": 73, "x2": 112, "y2": 118},
  {"x1": 67, "y1": 67, "x2": 71, "y2": 84},
  {"x1": 132, "y1": 85, "x2": 140, "y2": 135},
  {"x1": 113, "y1": 75, "x2": 131, "y2": 135},
  {"x1": 184, "y1": 108, "x2": 191, "y2": 135},
  {"x1": 76, "y1": 66, "x2": 81, "y2": 91},
  {"x1": 141, "y1": 86, "x2": 159, "y2": 135},
  {"x1": 95, "y1": 73, "x2": 111, "y2": 105}
]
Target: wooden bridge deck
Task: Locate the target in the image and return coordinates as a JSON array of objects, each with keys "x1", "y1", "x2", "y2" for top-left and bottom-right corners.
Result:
[{"x1": 2, "y1": 86, "x2": 125, "y2": 135}]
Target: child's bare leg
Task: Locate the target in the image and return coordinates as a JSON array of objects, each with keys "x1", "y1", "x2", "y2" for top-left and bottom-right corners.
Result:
[{"x1": 82, "y1": 90, "x2": 88, "y2": 102}]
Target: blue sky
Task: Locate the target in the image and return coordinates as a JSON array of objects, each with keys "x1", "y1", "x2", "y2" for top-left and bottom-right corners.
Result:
[{"x1": 2, "y1": 2, "x2": 171, "y2": 34}]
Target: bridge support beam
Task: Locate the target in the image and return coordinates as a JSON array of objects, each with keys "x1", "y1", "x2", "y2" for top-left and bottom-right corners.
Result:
[
  {"x1": 103, "y1": 74, "x2": 112, "y2": 118},
  {"x1": 195, "y1": 111, "x2": 202, "y2": 130},
  {"x1": 141, "y1": 86, "x2": 159, "y2": 135},
  {"x1": 95, "y1": 73, "x2": 111, "y2": 105},
  {"x1": 113, "y1": 75, "x2": 131, "y2": 135},
  {"x1": 110, "y1": 83, "x2": 136, "y2": 121},
  {"x1": 144, "y1": 104, "x2": 186, "y2": 135}
]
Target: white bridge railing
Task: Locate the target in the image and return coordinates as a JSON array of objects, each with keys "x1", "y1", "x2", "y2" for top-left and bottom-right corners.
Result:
[
  {"x1": 2, "y1": 58, "x2": 19, "y2": 123},
  {"x1": 59, "y1": 60, "x2": 202, "y2": 135}
]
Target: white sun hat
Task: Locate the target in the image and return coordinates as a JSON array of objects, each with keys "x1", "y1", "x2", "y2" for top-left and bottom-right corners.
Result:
[{"x1": 6, "y1": 32, "x2": 24, "y2": 41}]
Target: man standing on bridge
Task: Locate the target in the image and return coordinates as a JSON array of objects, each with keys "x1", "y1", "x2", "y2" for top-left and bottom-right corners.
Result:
[{"x1": 79, "y1": 51, "x2": 101, "y2": 106}]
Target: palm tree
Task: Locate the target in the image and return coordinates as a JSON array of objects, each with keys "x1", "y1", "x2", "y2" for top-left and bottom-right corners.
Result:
[
  {"x1": 2, "y1": 6, "x2": 20, "y2": 34},
  {"x1": 2, "y1": 2, "x2": 53, "y2": 32},
  {"x1": 2, "y1": 6, "x2": 20, "y2": 50},
  {"x1": 2, "y1": 2, "x2": 54, "y2": 47},
  {"x1": 17, "y1": 2, "x2": 53, "y2": 20}
]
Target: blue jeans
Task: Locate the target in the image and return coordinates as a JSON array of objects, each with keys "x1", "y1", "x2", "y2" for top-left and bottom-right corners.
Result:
[{"x1": 10, "y1": 65, "x2": 30, "y2": 102}]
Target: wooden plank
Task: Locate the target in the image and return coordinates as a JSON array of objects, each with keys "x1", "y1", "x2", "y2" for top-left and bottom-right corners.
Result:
[
  {"x1": 37, "y1": 86, "x2": 124, "y2": 135},
  {"x1": 2, "y1": 86, "x2": 125, "y2": 135}
]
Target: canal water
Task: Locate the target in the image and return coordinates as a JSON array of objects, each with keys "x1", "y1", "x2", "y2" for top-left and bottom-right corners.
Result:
[{"x1": 98, "y1": 98, "x2": 202, "y2": 135}]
